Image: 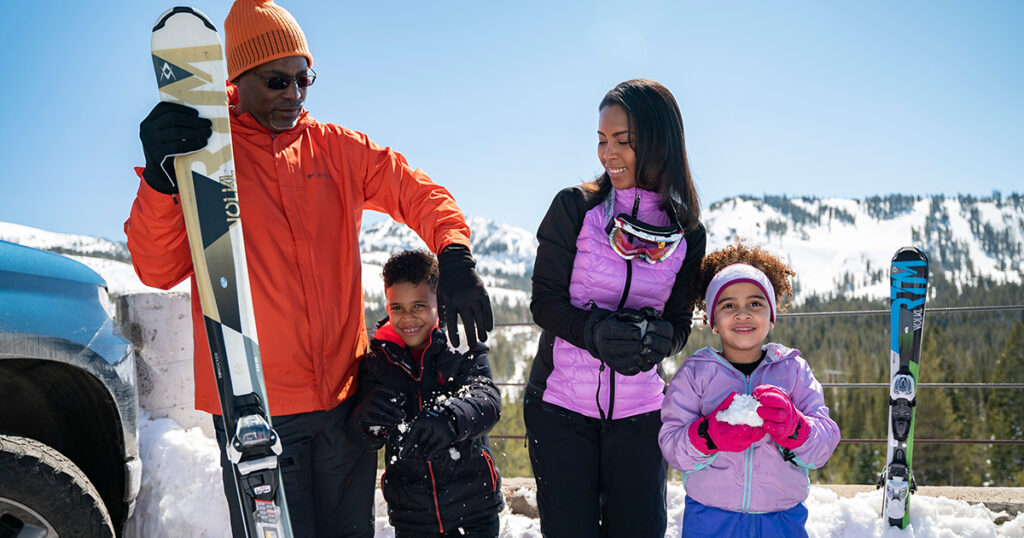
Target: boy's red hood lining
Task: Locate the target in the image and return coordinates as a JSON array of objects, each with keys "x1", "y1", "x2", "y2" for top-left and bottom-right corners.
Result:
[
  {"x1": 374, "y1": 320, "x2": 441, "y2": 350},
  {"x1": 374, "y1": 321, "x2": 407, "y2": 348}
]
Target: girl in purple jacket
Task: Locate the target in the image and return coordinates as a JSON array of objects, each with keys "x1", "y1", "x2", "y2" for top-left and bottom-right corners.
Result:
[
  {"x1": 526, "y1": 79, "x2": 706, "y2": 537},
  {"x1": 659, "y1": 244, "x2": 841, "y2": 537}
]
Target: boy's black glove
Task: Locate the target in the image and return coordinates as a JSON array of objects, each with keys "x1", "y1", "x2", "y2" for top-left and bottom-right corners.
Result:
[
  {"x1": 399, "y1": 408, "x2": 457, "y2": 459},
  {"x1": 437, "y1": 244, "x2": 493, "y2": 348},
  {"x1": 139, "y1": 101, "x2": 212, "y2": 194},
  {"x1": 583, "y1": 308, "x2": 644, "y2": 376},
  {"x1": 353, "y1": 387, "x2": 406, "y2": 437}
]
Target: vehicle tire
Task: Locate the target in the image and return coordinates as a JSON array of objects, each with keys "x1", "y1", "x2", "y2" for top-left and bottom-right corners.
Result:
[{"x1": 0, "y1": 434, "x2": 114, "y2": 538}]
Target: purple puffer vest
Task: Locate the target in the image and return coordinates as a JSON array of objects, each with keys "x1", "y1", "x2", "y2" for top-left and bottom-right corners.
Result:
[{"x1": 542, "y1": 187, "x2": 686, "y2": 419}]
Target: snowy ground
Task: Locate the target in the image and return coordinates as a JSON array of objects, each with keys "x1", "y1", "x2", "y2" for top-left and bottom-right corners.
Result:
[{"x1": 128, "y1": 412, "x2": 1024, "y2": 538}]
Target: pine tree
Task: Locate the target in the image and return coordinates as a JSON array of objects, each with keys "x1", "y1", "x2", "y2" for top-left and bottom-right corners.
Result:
[
  {"x1": 912, "y1": 327, "x2": 966, "y2": 485},
  {"x1": 985, "y1": 321, "x2": 1024, "y2": 486}
]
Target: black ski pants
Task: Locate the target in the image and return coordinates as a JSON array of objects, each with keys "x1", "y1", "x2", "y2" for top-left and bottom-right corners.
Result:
[
  {"x1": 213, "y1": 397, "x2": 378, "y2": 538},
  {"x1": 524, "y1": 396, "x2": 667, "y2": 538}
]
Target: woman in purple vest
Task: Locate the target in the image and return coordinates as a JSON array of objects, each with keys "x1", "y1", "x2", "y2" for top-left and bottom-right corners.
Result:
[{"x1": 525, "y1": 79, "x2": 707, "y2": 537}]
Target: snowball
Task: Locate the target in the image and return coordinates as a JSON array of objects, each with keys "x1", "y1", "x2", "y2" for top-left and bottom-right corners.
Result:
[
  {"x1": 716, "y1": 394, "x2": 764, "y2": 427},
  {"x1": 449, "y1": 447, "x2": 461, "y2": 461}
]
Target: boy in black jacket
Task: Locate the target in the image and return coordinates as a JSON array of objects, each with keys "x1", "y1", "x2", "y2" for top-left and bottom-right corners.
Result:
[{"x1": 351, "y1": 250, "x2": 504, "y2": 537}]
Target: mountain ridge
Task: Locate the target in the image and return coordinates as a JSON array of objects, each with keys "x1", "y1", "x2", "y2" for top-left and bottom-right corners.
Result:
[{"x1": 3, "y1": 192, "x2": 1022, "y2": 305}]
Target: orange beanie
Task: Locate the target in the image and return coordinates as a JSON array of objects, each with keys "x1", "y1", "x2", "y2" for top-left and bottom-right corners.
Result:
[{"x1": 224, "y1": 0, "x2": 313, "y2": 81}]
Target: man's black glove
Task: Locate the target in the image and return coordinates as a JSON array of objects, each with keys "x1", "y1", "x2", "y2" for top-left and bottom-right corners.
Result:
[
  {"x1": 583, "y1": 308, "x2": 644, "y2": 376},
  {"x1": 139, "y1": 101, "x2": 212, "y2": 194},
  {"x1": 353, "y1": 387, "x2": 406, "y2": 438},
  {"x1": 437, "y1": 245, "x2": 493, "y2": 348},
  {"x1": 399, "y1": 408, "x2": 457, "y2": 459}
]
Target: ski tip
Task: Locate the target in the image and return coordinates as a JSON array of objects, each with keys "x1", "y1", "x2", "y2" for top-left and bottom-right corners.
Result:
[
  {"x1": 153, "y1": 6, "x2": 217, "y2": 32},
  {"x1": 892, "y1": 246, "x2": 928, "y2": 263}
]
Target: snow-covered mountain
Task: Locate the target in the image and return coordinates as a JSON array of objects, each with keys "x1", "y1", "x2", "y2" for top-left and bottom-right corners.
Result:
[
  {"x1": 4, "y1": 192, "x2": 1022, "y2": 305},
  {"x1": 704, "y1": 193, "x2": 1024, "y2": 301},
  {"x1": 361, "y1": 193, "x2": 1024, "y2": 305},
  {"x1": 358, "y1": 216, "x2": 536, "y2": 310},
  {"x1": 0, "y1": 221, "x2": 129, "y2": 262}
]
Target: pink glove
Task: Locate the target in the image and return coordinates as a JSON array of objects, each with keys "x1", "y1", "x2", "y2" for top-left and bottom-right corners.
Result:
[
  {"x1": 753, "y1": 385, "x2": 810, "y2": 449},
  {"x1": 688, "y1": 392, "x2": 766, "y2": 455}
]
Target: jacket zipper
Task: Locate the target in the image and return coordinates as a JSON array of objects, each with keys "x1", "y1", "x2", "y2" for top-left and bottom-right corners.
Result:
[
  {"x1": 427, "y1": 461, "x2": 444, "y2": 532},
  {"x1": 603, "y1": 190, "x2": 642, "y2": 422},
  {"x1": 482, "y1": 450, "x2": 498, "y2": 492},
  {"x1": 742, "y1": 370, "x2": 754, "y2": 513}
]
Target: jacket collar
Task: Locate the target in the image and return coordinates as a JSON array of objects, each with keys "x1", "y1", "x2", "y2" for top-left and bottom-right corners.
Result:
[
  {"x1": 693, "y1": 342, "x2": 801, "y2": 367},
  {"x1": 226, "y1": 82, "x2": 314, "y2": 145},
  {"x1": 369, "y1": 318, "x2": 447, "y2": 370}
]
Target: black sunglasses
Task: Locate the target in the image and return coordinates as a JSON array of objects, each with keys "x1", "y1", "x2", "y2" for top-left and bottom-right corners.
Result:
[{"x1": 250, "y1": 68, "x2": 317, "y2": 90}]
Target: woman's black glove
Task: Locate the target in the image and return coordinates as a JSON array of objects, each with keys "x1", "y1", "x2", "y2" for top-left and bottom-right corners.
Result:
[
  {"x1": 139, "y1": 102, "x2": 212, "y2": 194},
  {"x1": 583, "y1": 308, "x2": 644, "y2": 375},
  {"x1": 437, "y1": 245, "x2": 493, "y2": 348},
  {"x1": 637, "y1": 317, "x2": 674, "y2": 371},
  {"x1": 400, "y1": 408, "x2": 457, "y2": 459},
  {"x1": 352, "y1": 387, "x2": 406, "y2": 437}
]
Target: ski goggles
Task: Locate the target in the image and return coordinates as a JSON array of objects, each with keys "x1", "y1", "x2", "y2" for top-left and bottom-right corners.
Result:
[
  {"x1": 250, "y1": 68, "x2": 317, "y2": 90},
  {"x1": 606, "y1": 214, "x2": 684, "y2": 263}
]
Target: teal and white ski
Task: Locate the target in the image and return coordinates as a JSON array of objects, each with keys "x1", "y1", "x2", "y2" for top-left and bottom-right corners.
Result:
[
  {"x1": 878, "y1": 246, "x2": 929, "y2": 528},
  {"x1": 150, "y1": 7, "x2": 292, "y2": 537}
]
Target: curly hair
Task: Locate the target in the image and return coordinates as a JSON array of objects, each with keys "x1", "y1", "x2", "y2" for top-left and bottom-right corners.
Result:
[
  {"x1": 382, "y1": 249, "x2": 439, "y2": 292},
  {"x1": 694, "y1": 242, "x2": 795, "y2": 320}
]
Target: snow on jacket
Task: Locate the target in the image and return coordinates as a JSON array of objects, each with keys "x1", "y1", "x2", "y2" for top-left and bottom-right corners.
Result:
[
  {"x1": 659, "y1": 343, "x2": 842, "y2": 513},
  {"x1": 351, "y1": 320, "x2": 503, "y2": 533},
  {"x1": 124, "y1": 85, "x2": 470, "y2": 416},
  {"x1": 528, "y1": 185, "x2": 706, "y2": 419}
]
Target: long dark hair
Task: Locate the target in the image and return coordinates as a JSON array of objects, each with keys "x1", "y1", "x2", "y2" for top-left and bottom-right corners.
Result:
[{"x1": 583, "y1": 79, "x2": 701, "y2": 230}]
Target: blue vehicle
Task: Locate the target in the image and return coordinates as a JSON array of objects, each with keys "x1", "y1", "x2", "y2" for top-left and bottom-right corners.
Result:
[{"x1": 0, "y1": 240, "x2": 140, "y2": 537}]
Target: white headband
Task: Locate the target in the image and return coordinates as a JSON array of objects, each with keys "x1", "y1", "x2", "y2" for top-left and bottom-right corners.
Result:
[{"x1": 705, "y1": 263, "x2": 777, "y2": 328}]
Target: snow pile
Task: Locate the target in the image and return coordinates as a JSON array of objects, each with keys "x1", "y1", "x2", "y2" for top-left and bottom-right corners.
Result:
[
  {"x1": 127, "y1": 412, "x2": 231, "y2": 538},
  {"x1": 128, "y1": 413, "x2": 1024, "y2": 537},
  {"x1": 803, "y1": 487, "x2": 1024, "y2": 537}
]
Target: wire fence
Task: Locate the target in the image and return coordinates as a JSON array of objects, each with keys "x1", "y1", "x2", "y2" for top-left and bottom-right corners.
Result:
[
  {"x1": 489, "y1": 303, "x2": 1024, "y2": 446},
  {"x1": 493, "y1": 304, "x2": 1024, "y2": 328}
]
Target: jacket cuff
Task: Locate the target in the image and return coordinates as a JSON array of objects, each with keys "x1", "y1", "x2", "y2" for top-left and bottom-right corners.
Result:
[
  {"x1": 688, "y1": 417, "x2": 718, "y2": 455},
  {"x1": 581, "y1": 307, "x2": 613, "y2": 358},
  {"x1": 776, "y1": 411, "x2": 811, "y2": 450}
]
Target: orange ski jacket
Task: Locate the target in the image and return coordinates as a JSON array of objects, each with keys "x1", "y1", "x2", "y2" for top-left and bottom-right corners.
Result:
[{"x1": 125, "y1": 86, "x2": 470, "y2": 416}]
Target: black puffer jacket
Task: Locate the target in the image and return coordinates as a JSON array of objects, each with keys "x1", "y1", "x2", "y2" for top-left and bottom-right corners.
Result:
[{"x1": 350, "y1": 320, "x2": 503, "y2": 533}]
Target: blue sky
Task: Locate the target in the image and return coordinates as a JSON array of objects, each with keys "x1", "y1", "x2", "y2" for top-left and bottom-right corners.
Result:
[{"x1": 1, "y1": 1, "x2": 1021, "y2": 241}]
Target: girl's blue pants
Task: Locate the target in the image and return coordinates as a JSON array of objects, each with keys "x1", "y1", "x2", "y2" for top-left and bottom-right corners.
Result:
[{"x1": 681, "y1": 496, "x2": 809, "y2": 538}]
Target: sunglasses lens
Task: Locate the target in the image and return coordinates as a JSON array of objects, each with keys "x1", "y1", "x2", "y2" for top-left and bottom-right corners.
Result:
[
  {"x1": 266, "y1": 76, "x2": 290, "y2": 90},
  {"x1": 296, "y1": 75, "x2": 315, "y2": 88}
]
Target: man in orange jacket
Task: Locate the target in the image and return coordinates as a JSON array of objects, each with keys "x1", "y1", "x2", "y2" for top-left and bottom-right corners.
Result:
[{"x1": 125, "y1": 1, "x2": 491, "y2": 536}]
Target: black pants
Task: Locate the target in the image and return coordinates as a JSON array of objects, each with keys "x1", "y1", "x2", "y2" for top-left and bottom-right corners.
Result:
[
  {"x1": 213, "y1": 398, "x2": 378, "y2": 538},
  {"x1": 393, "y1": 514, "x2": 500, "y2": 538},
  {"x1": 524, "y1": 396, "x2": 667, "y2": 538}
]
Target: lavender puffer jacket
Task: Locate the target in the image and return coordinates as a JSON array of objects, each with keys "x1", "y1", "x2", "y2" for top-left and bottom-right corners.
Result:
[
  {"x1": 659, "y1": 343, "x2": 842, "y2": 513},
  {"x1": 540, "y1": 187, "x2": 685, "y2": 419}
]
